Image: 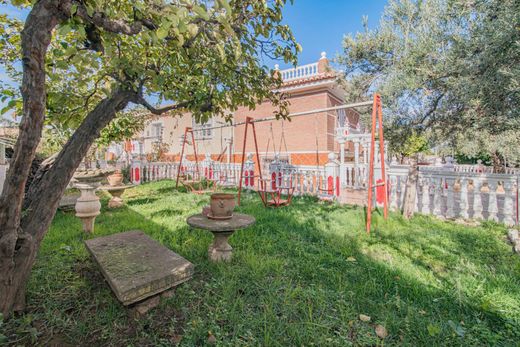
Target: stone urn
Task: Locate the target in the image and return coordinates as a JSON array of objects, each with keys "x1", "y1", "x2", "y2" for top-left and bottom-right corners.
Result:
[
  {"x1": 75, "y1": 182, "x2": 102, "y2": 233},
  {"x1": 209, "y1": 193, "x2": 235, "y2": 218},
  {"x1": 73, "y1": 169, "x2": 112, "y2": 233},
  {"x1": 107, "y1": 170, "x2": 124, "y2": 186}
]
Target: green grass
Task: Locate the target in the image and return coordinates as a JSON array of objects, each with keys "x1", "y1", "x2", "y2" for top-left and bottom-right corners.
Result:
[{"x1": 3, "y1": 180, "x2": 520, "y2": 346}]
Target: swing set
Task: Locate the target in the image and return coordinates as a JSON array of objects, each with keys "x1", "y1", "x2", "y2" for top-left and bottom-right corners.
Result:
[
  {"x1": 175, "y1": 127, "x2": 216, "y2": 194},
  {"x1": 179, "y1": 94, "x2": 387, "y2": 232}
]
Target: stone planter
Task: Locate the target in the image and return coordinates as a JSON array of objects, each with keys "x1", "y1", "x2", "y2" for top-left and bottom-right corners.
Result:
[
  {"x1": 107, "y1": 170, "x2": 124, "y2": 187},
  {"x1": 210, "y1": 193, "x2": 235, "y2": 218}
]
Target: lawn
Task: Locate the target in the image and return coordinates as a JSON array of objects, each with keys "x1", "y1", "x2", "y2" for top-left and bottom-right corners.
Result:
[{"x1": 3, "y1": 180, "x2": 520, "y2": 346}]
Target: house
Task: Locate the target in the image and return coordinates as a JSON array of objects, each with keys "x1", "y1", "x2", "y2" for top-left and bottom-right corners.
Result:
[{"x1": 131, "y1": 52, "x2": 362, "y2": 168}]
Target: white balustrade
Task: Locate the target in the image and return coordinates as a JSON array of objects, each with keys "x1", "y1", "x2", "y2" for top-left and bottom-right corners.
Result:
[
  {"x1": 279, "y1": 62, "x2": 319, "y2": 82},
  {"x1": 387, "y1": 166, "x2": 518, "y2": 226}
]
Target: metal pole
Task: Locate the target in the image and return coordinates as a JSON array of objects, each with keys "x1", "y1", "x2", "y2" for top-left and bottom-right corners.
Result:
[
  {"x1": 188, "y1": 101, "x2": 374, "y2": 134},
  {"x1": 237, "y1": 118, "x2": 251, "y2": 205},
  {"x1": 175, "y1": 128, "x2": 189, "y2": 187}
]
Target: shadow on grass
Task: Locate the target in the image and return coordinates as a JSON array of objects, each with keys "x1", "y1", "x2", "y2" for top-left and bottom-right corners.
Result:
[{"x1": 5, "y1": 181, "x2": 520, "y2": 346}]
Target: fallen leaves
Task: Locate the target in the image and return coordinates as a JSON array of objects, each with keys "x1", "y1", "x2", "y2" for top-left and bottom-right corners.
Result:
[
  {"x1": 359, "y1": 314, "x2": 371, "y2": 322},
  {"x1": 375, "y1": 324, "x2": 388, "y2": 339}
]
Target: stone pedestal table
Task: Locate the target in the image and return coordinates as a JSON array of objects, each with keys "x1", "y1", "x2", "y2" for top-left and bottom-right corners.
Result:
[
  {"x1": 99, "y1": 184, "x2": 135, "y2": 208},
  {"x1": 186, "y1": 213, "x2": 255, "y2": 262}
]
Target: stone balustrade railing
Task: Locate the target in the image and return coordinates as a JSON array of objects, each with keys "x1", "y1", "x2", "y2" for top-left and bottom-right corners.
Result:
[
  {"x1": 388, "y1": 165, "x2": 519, "y2": 226},
  {"x1": 343, "y1": 163, "x2": 368, "y2": 188},
  {"x1": 130, "y1": 158, "x2": 518, "y2": 226},
  {"x1": 279, "y1": 62, "x2": 319, "y2": 81}
]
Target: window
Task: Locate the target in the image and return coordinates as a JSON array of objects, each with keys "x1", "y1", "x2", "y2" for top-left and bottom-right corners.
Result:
[
  {"x1": 151, "y1": 123, "x2": 163, "y2": 139},
  {"x1": 192, "y1": 118, "x2": 213, "y2": 140}
]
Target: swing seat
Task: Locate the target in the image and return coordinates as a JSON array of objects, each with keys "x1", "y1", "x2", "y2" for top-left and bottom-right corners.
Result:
[
  {"x1": 317, "y1": 192, "x2": 336, "y2": 202},
  {"x1": 317, "y1": 186, "x2": 336, "y2": 202},
  {"x1": 256, "y1": 178, "x2": 294, "y2": 208}
]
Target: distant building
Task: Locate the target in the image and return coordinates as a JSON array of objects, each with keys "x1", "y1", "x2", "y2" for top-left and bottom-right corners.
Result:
[{"x1": 129, "y1": 52, "x2": 362, "y2": 168}]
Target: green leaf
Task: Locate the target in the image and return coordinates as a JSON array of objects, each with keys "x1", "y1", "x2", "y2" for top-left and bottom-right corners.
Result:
[
  {"x1": 192, "y1": 5, "x2": 210, "y2": 21},
  {"x1": 70, "y1": 3, "x2": 78, "y2": 16},
  {"x1": 57, "y1": 24, "x2": 72, "y2": 36},
  {"x1": 217, "y1": 0, "x2": 232, "y2": 13},
  {"x1": 156, "y1": 27, "x2": 169, "y2": 40},
  {"x1": 427, "y1": 324, "x2": 440, "y2": 336}
]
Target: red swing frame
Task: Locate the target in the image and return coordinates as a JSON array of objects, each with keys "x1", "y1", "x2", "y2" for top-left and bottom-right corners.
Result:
[
  {"x1": 366, "y1": 93, "x2": 389, "y2": 233},
  {"x1": 237, "y1": 117, "x2": 294, "y2": 207},
  {"x1": 175, "y1": 127, "x2": 213, "y2": 194}
]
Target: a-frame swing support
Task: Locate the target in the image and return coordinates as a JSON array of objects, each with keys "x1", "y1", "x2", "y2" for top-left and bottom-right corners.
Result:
[
  {"x1": 237, "y1": 117, "x2": 263, "y2": 206},
  {"x1": 366, "y1": 93, "x2": 388, "y2": 233},
  {"x1": 175, "y1": 127, "x2": 200, "y2": 188}
]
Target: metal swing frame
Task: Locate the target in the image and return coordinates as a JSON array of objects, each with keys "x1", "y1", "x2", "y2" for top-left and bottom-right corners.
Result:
[
  {"x1": 237, "y1": 117, "x2": 295, "y2": 207},
  {"x1": 175, "y1": 127, "x2": 215, "y2": 194},
  {"x1": 366, "y1": 93, "x2": 388, "y2": 233}
]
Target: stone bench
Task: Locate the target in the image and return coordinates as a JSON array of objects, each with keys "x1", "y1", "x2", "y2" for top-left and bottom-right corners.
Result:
[{"x1": 85, "y1": 230, "x2": 194, "y2": 316}]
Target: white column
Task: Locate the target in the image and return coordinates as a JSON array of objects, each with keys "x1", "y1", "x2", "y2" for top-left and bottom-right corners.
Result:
[
  {"x1": 338, "y1": 137, "x2": 346, "y2": 187},
  {"x1": 353, "y1": 139, "x2": 360, "y2": 166},
  {"x1": 225, "y1": 137, "x2": 233, "y2": 164}
]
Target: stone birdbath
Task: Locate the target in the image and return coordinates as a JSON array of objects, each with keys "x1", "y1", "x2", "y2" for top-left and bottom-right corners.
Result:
[
  {"x1": 99, "y1": 184, "x2": 135, "y2": 208},
  {"x1": 72, "y1": 169, "x2": 113, "y2": 233},
  {"x1": 186, "y1": 213, "x2": 255, "y2": 262}
]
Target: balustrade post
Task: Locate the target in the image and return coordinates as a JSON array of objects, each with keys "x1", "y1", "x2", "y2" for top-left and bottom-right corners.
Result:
[
  {"x1": 433, "y1": 177, "x2": 443, "y2": 217},
  {"x1": 488, "y1": 180, "x2": 499, "y2": 221},
  {"x1": 325, "y1": 152, "x2": 340, "y2": 197},
  {"x1": 503, "y1": 180, "x2": 515, "y2": 226},
  {"x1": 445, "y1": 177, "x2": 456, "y2": 219},
  {"x1": 473, "y1": 179, "x2": 483, "y2": 220},
  {"x1": 389, "y1": 174, "x2": 398, "y2": 210},
  {"x1": 420, "y1": 176, "x2": 430, "y2": 214},
  {"x1": 459, "y1": 178, "x2": 469, "y2": 219}
]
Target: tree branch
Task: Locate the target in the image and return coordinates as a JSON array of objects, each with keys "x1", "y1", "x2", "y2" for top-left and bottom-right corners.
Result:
[{"x1": 134, "y1": 94, "x2": 190, "y2": 115}]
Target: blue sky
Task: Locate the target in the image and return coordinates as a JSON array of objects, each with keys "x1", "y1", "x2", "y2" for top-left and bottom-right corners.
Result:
[{"x1": 276, "y1": 0, "x2": 388, "y2": 68}]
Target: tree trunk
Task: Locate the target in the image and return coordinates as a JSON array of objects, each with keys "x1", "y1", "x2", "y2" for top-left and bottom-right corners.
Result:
[
  {"x1": 0, "y1": 0, "x2": 62, "y2": 318},
  {"x1": 402, "y1": 158, "x2": 418, "y2": 219},
  {"x1": 492, "y1": 151, "x2": 505, "y2": 174},
  {"x1": 0, "y1": 89, "x2": 133, "y2": 317}
]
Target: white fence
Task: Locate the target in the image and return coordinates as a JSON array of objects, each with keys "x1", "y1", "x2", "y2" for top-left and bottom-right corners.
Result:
[
  {"x1": 131, "y1": 158, "x2": 338, "y2": 198},
  {"x1": 130, "y1": 157, "x2": 519, "y2": 226},
  {"x1": 388, "y1": 165, "x2": 519, "y2": 226}
]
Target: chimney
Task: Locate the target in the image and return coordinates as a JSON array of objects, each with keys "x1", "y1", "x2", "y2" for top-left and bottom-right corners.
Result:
[
  {"x1": 317, "y1": 51, "x2": 329, "y2": 74},
  {"x1": 273, "y1": 64, "x2": 281, "y2": 79}
]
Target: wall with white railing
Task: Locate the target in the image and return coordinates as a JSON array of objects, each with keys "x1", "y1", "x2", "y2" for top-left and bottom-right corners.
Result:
[{"x1": 388, "y1": 165, "x2": 519, "y2": 226}]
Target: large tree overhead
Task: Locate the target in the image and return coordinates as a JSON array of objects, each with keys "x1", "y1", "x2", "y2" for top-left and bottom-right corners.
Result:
[
  {"x1": 0, "y1": 0, "x2": 299, "y2": 317},
  {"x1": 338, "y1": 0, "x2": 520, "y2": 166}
]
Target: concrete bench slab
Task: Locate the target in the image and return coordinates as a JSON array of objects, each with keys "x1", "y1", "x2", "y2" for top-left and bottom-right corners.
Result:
[{"x1": 84, "y1": 230, "x2": 194, "y2": 305}]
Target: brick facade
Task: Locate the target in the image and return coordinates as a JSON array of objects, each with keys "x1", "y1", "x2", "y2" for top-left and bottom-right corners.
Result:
[{"x1": 136, "y1": 53, "x2": 360, "y2": 168}]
